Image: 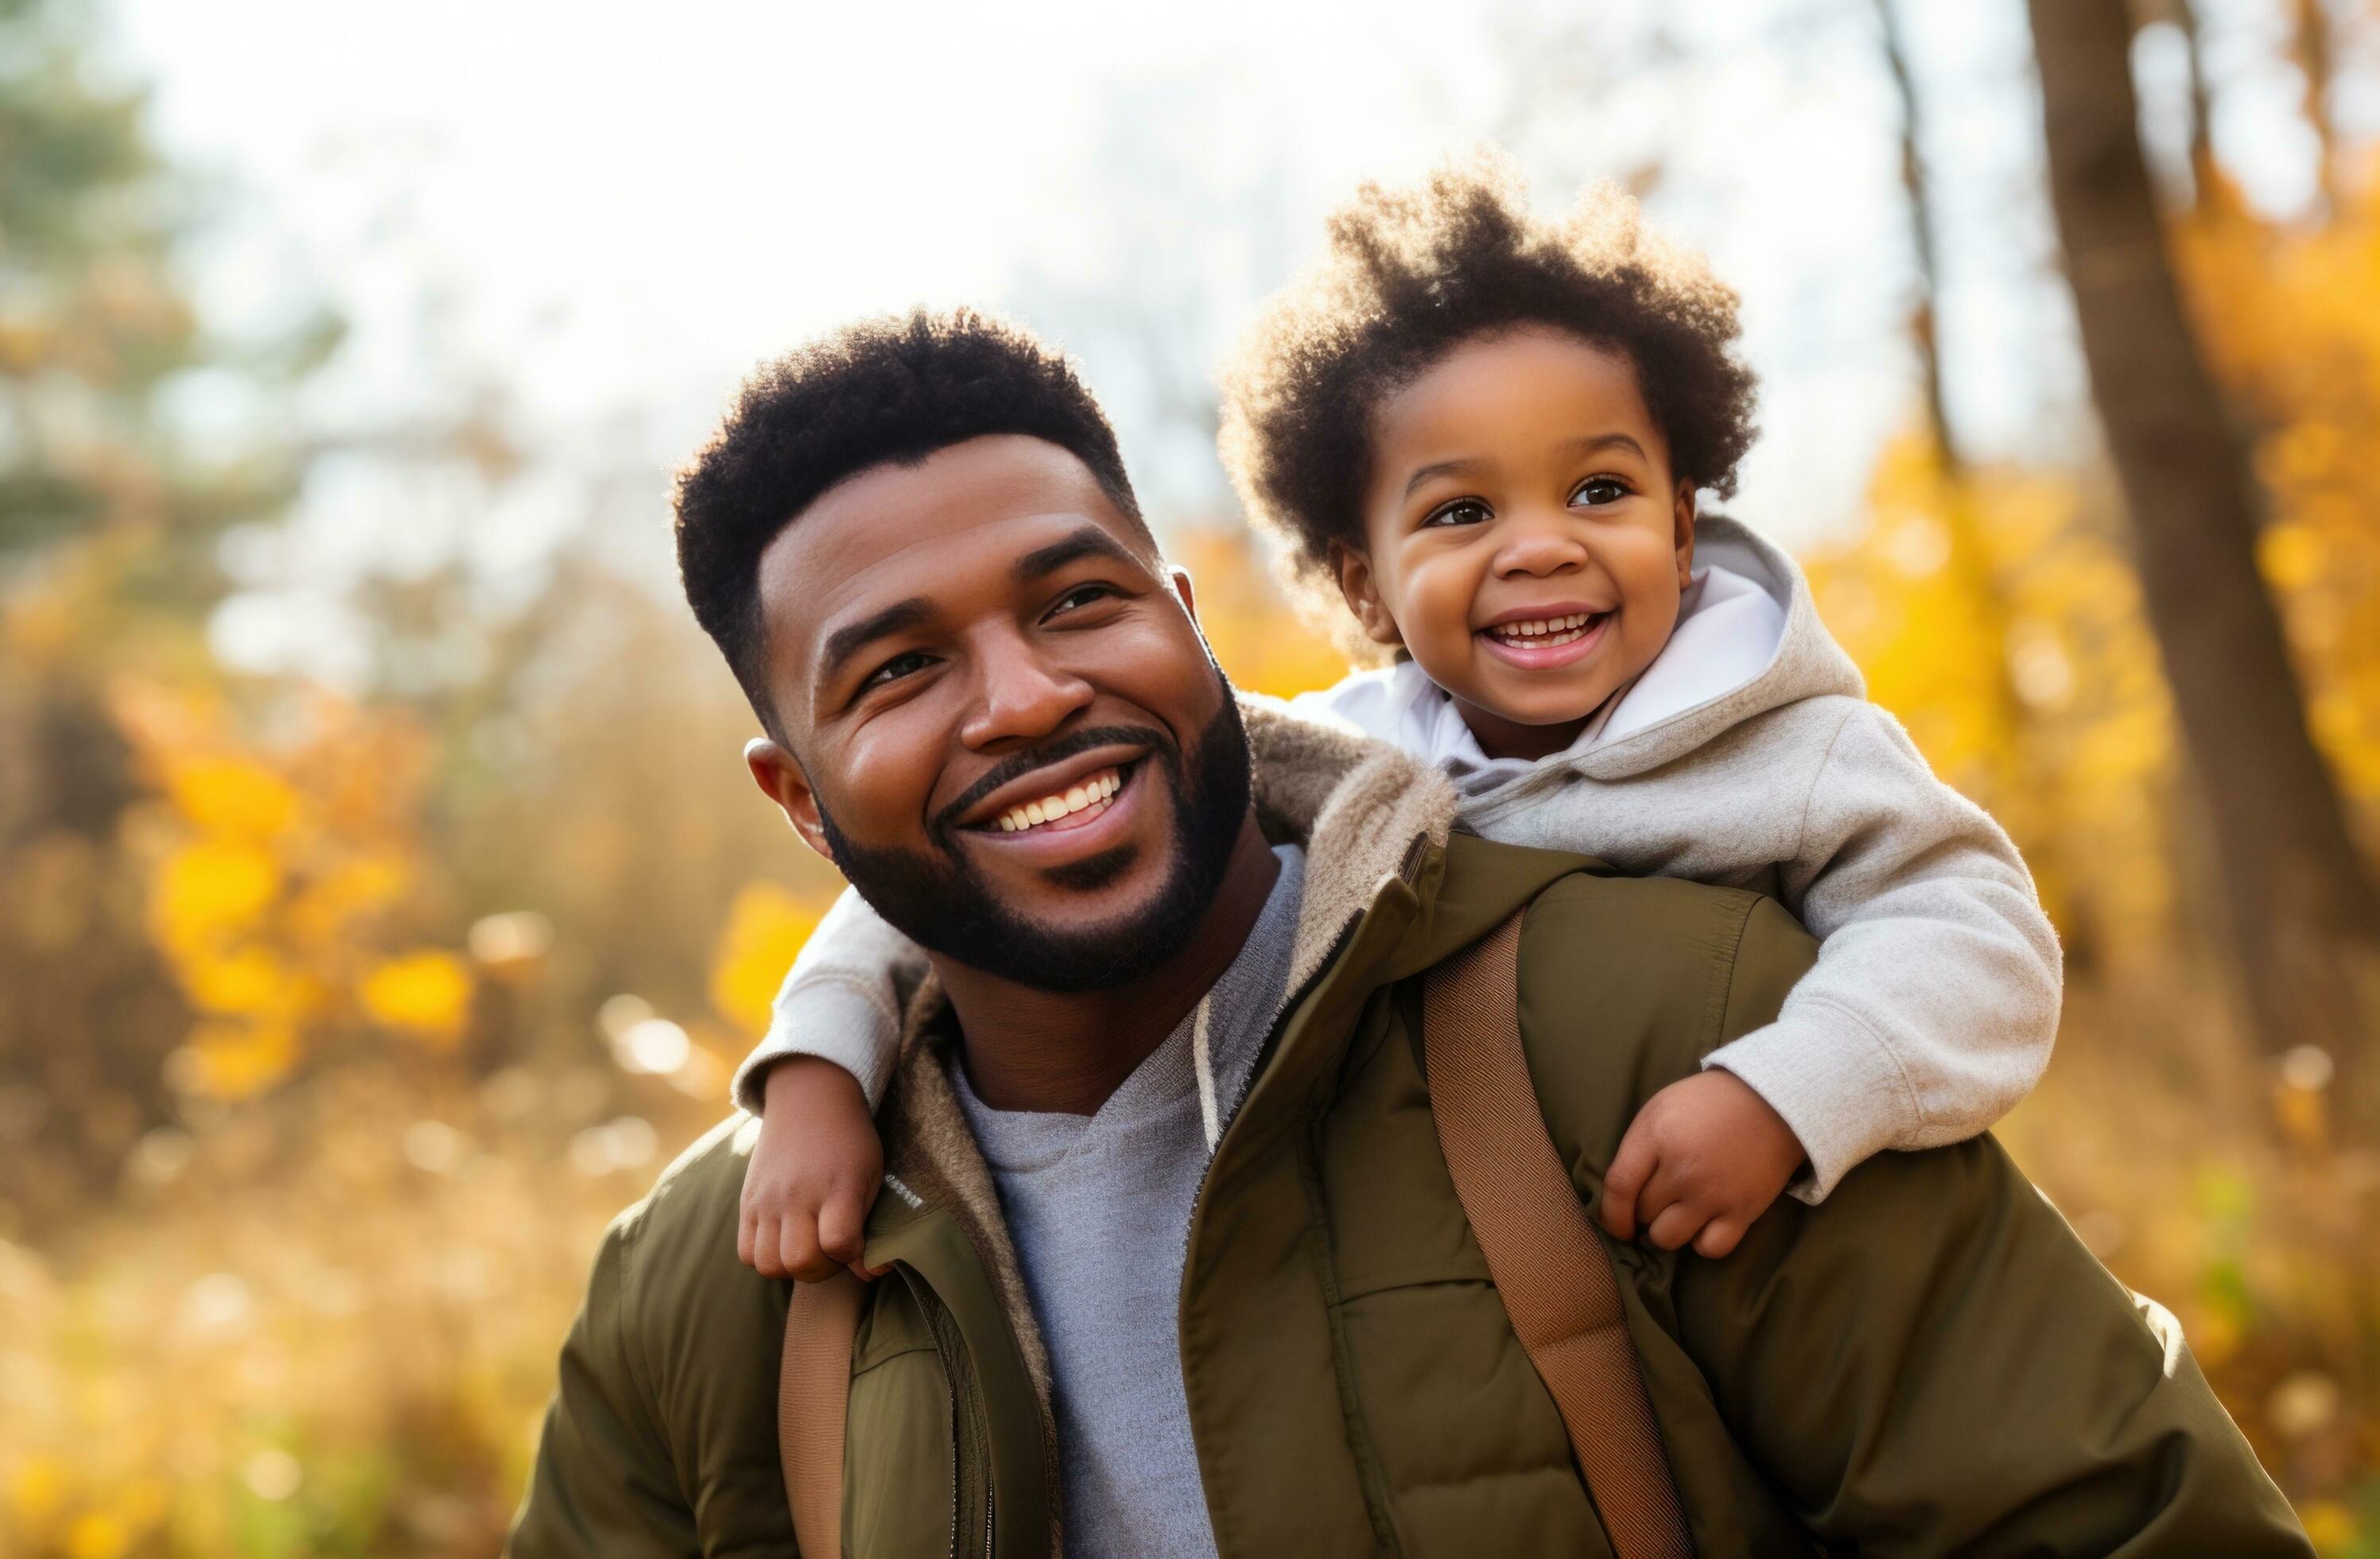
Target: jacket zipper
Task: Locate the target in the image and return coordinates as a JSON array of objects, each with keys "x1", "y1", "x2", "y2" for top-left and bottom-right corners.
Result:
[
  {"x1": 1175, "y1": 912, "x2": 1359, "y2": 1280},
  {"x1": 1179, "y1": 830, "x2": 1427, "y2": 1269},
  {"x1": 922, "y1": 1285, "x2": 995, "y2": 1557}
]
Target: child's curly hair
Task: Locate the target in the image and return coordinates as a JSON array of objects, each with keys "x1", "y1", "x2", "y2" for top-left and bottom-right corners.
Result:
[{"x1": 1218, "y1": 150, "x2": 1758, "y2": 655}]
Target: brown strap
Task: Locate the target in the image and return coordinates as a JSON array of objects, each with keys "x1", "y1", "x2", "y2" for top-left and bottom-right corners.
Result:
[
  {"x1": 779, "y1": 1270, "x2": 862, "y2": 1557},
  {"x1": 1424, "y1": 912, "x2": 1694, "y2": 1559}
]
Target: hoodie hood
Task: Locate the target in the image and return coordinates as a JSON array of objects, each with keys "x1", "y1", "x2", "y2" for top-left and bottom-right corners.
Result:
[
  {"x1": 1586, "y1": 513, "x2": 1866, "y2": 775},
  {"x1": 1343, "y1": 515, "x2": 1862, "y2": 832}
]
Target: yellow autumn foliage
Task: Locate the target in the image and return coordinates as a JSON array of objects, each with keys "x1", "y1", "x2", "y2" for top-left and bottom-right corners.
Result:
[
  {"x1": 171, "y1": 1021, "x2": 300, "y2": 1102},
  {"x1": 2177, "y1": 174, "x2": 2380, "y2": 824},
  {"x1": 107, "y1": 682, "x2": 477, "y2": 1095},
  {"x1": 1170, "y1": 525, "x2": 1357, "y2": 700},
  {"x1": 162, "y1": 756, "x2": 300, "y2": 842},
  {"x1": 357, "y1": 951, "x2": 476, "y2": 1046},
  {"x1": 148, "y1": 839, "x2": 280, "y2": 955},
  {"x1": 11, "y1": 49, "x2": 2380, "y2": 1559},
  {"x1": 709, "y1": 882, "x2": 825, "y2": 1036}
]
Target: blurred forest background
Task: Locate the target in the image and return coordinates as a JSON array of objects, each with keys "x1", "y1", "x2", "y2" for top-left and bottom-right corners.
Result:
[{"x1": 5, "y1": 0, "x2": 2380, "y2": 1551}]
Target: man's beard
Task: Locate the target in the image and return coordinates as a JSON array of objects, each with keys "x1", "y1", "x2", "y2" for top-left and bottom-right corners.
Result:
[{"x1": 814, "y1": 695, "x2": 1255, "y2": 993}]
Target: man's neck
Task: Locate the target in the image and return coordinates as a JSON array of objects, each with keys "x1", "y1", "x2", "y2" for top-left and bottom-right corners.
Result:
[{"x1": 936, "y1": 813, "x2": 1282, "y2": 1116}]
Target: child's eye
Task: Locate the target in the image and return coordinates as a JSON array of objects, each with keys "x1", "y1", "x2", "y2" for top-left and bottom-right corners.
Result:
[
  {"x1": 1571, "y1": 477, "x2": 1630, "y2": 507},
  {"x1": 1423, "y1": 498, "x2": 1493, "y2": 528},
  {"x1": 860, "y1": 650, "x2": 937, "y2": 692}
]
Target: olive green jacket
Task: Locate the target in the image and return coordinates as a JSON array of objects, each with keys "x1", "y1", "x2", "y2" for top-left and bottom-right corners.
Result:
[{"x1": 509, "y1": 700, "x2": 2308, "y2": 1557}]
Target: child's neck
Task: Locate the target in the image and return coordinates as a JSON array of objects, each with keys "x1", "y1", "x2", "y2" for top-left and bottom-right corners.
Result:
[{"x1": 1450, "y1": 694, "x2": 1595, "y2": 763}]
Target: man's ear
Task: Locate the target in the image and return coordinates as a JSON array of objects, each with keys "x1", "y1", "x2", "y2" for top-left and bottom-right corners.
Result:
[
  {"x1": 1673, "y1": 484, "x2": 1699, "y2": 589},
  {"x1": 746, "y1": 737, "x2": 837, "y2": 865},
  {"x1": 1331, "y1": 542, "x2": 1405, "y2": 649},
  {"x1": 1169, "y1": 566, "x2": 1198, "y2": 623}
]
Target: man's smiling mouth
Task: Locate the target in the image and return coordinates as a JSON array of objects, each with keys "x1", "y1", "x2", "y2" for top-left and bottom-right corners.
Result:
[
  {"x1": 949, "y1": 739, "x2": 1152, "y2": 842},
  {"x1": 991, "y1": 765, "x2": 1127, "y2": 834}
]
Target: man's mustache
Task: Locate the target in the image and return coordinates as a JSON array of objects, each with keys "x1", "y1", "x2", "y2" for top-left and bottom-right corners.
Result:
[{"x1": 930, "y1": 724, "x2": 1180, "y2": 841}]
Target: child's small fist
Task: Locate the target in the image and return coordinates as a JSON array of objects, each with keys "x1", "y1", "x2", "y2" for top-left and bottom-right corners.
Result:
[
  {"x1": 1597, "y1": 1069, "x2": 1805, "y2": 1260},
  {"x1": 738, "y1": 1056, "x2": 886, "y2": 1282}
]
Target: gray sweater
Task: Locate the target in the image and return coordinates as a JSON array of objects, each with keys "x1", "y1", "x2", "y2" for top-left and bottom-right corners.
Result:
[
  {"x1": 735, "y1": 516, "x2": 2063, "y2": 1200},
  {"x1": 952, "y1": 846, "x2": 1303, "y2": 1559}
]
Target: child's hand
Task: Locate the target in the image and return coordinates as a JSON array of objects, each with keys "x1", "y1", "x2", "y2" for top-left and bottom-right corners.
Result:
[
  {"x1": 739, "y1": 1056, "x2": 885, "y2": 1282},
  {"x1": 1598, "y1": 1070, "x2": 1805, "y2": 1260}
]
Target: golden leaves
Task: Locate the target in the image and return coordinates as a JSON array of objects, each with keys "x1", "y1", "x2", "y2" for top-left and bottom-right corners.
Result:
[
  {"x1": 2180, "y1": 188, "x2": 2380, "y2": 811},
  {"x1": 1803, "y1": 430, "x2": 2184, "y2": 954},
  {"x1": 1167, "y1": 525, "x2": 1355, "y2": 700},
  {"x1": 149, "y1": 840, "x2": 279, "y2": 952},
  {"x1": 161, "y1": 756, "x2": 300, "y2": 841},
  {"x1": 168, "y1": 1023, "x2": 298, "y2": 1102},
  {"x1": 358, "y1": 952, "x2": 475, "y2": 1048},
  {"x1": 707, "y1": 882, "x2": 822, "y2": 1036},
  {"x1": 111, "y1": 682, "x2": 476, "y2": 1098}
]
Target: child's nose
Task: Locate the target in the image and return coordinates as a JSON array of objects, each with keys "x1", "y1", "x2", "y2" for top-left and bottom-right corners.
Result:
[{"x1": 1491, "y1": 512, "x2": 1590, "y2": 578}]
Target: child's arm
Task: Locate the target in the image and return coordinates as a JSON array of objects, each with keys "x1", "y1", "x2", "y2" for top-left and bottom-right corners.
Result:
[
  {"x1": 1714, "y1": 702, "x2": 2062, "y2": 1192},
  {"x1": 731, "y1": 886, "x2": 926, "y2": 1114},
  {"x1": 732, "y1": 887, "x2": 928, "y2": 1281},
  {"x1": 1602, "y1": 702, "x2": 2062, "y2": 1257}
]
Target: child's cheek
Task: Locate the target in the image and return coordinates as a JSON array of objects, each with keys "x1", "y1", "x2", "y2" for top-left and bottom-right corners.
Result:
[
  {"x1": 1621, "y1": 581, "x2": 1686, "y2": 681},
  {"x1": 1399, "y1": 556, "x2": 1486, "y2": 688}
]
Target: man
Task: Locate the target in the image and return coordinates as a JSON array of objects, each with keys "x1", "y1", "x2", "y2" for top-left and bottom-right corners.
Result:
[{"x1": 509, "y1": 309, "x2": 2308, "y2": 1556}]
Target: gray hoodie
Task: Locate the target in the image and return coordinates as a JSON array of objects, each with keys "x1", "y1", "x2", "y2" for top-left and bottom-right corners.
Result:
[{"x1": 732, "y1": 515, "x2": 2062, "y2": 1199}]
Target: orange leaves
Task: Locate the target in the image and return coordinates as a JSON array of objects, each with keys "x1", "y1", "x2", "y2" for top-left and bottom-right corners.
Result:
[
  {"x1": 161, "y1": 755, "x2": 301, "y2": 841},
  {"x1": 167, "y1": 1023, "x2": 298, "y2": 1102},
  {"x1": 707, "y1": 882, "x2": 823, "y2": 1036},
  {"x1": 149, "y1": 840, "x2": 280, "y2": 954},
  {"x1": 357, "y1": 952, "x2": 475, "y2": 1048},
  {"x1": 111, "y1": 681, "x2": 475, "y2": 1097},
  {"x1": 1167, "y1": 524, "x2": 1356, "y2": 700},
  {"x1": 2176, "y1": 185, "x2": 2380, "y2": 817}
]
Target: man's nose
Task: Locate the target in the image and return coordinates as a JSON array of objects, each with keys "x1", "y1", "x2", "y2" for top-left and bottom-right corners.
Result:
[
  {"x1": 957, "y1": 628, "x2": 1095, "y2": 750},
  {"x1": 1491, "y1": 508, "x2": 1589, "y2": 578}
]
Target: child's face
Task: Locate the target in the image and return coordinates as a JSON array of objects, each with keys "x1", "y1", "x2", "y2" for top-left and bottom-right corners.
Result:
[{"x1": 1339, "y1": 327, "x2": 1695, "y2": 761}]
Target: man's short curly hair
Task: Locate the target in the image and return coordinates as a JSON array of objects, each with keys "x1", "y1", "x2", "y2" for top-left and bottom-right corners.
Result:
[
  {"x1": 1218, "y1": 152, "x2": 1757, "y2": 635},
  {"x1": 674, "y1": 308, "x2": 1144, "y2": 733}
]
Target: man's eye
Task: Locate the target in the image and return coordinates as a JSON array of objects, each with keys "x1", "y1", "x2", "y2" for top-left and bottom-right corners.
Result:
[
  {"x1": 860, "y1": 651, "x2": 936, "y2": 691},
  {"x1": 1571, "y1": 477, "x2": 1630, "y2": 507},
  {"x1": 1047, "y1": 584, "x2": 1116, "y2": 617},
  {"x1": 1423, "y1": 498, "x2": 1493, "y2": 528}
]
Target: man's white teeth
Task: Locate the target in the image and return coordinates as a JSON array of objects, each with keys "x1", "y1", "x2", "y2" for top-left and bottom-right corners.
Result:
[
  {"x1": 1490, "y1": 611, "x2": 1597, "y2": 646},
  {"x1": 994, "y1": 769, "x2": 1123, "y2": 833}
]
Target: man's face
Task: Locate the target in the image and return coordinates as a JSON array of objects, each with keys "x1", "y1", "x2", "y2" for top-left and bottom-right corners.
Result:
[{"x1": 747, "y1": 433, "x2": 1251, "y2": 990}]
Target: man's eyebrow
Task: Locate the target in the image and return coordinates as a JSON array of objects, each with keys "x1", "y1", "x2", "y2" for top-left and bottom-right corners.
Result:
[
  {"x1": 817, "y1": 597, "x2": 933, "y2": 686},
  {"x1": 1009, "y1": 526, "x2": 1142, "y2": 583}
]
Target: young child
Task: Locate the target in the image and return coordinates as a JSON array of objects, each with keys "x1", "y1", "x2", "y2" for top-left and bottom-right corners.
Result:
[{"x1": 729, "y1": 153, "x2": 2063, "y2": 1281}]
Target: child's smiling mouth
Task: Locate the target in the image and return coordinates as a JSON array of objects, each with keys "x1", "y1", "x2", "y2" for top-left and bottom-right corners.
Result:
[{"x1": 1477, "y1": 605, "x2": 1612, "y2": 669}]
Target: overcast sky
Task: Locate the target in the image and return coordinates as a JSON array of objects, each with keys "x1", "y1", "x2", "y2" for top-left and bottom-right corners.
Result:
[{"x1": 103, "y1": 0, "x2": 2341, "y2": 677}]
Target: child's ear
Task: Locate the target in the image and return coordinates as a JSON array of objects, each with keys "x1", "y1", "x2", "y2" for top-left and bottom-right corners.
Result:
[
  {"x1": 1672, "y1": 484, "x2": 1698, "y2": 589},
  {"x1": 746, "y1": 737, "x2": 837, "y2": 865},
  {"x1": 1331, "y1": 541, "x2": 1405, "y2": 649}
]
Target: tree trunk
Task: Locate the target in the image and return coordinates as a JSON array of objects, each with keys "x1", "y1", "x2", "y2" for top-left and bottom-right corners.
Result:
[
  {"x1": 1873, "y1": 0, "x2": 2035, "y2": 851},
  {"x1": 2027, "y1": 0, "x2": 2380, "y2": 1067},
  {"x1": 2292, "y1": 0, "x2": 2344, "y2": 218},
  {"x1": 1875, "y1": 0, "x2": 1963, "y2": 476},
  {"x1": 2169, "y1": 0, "x2": 2218, "y2": 201}
]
